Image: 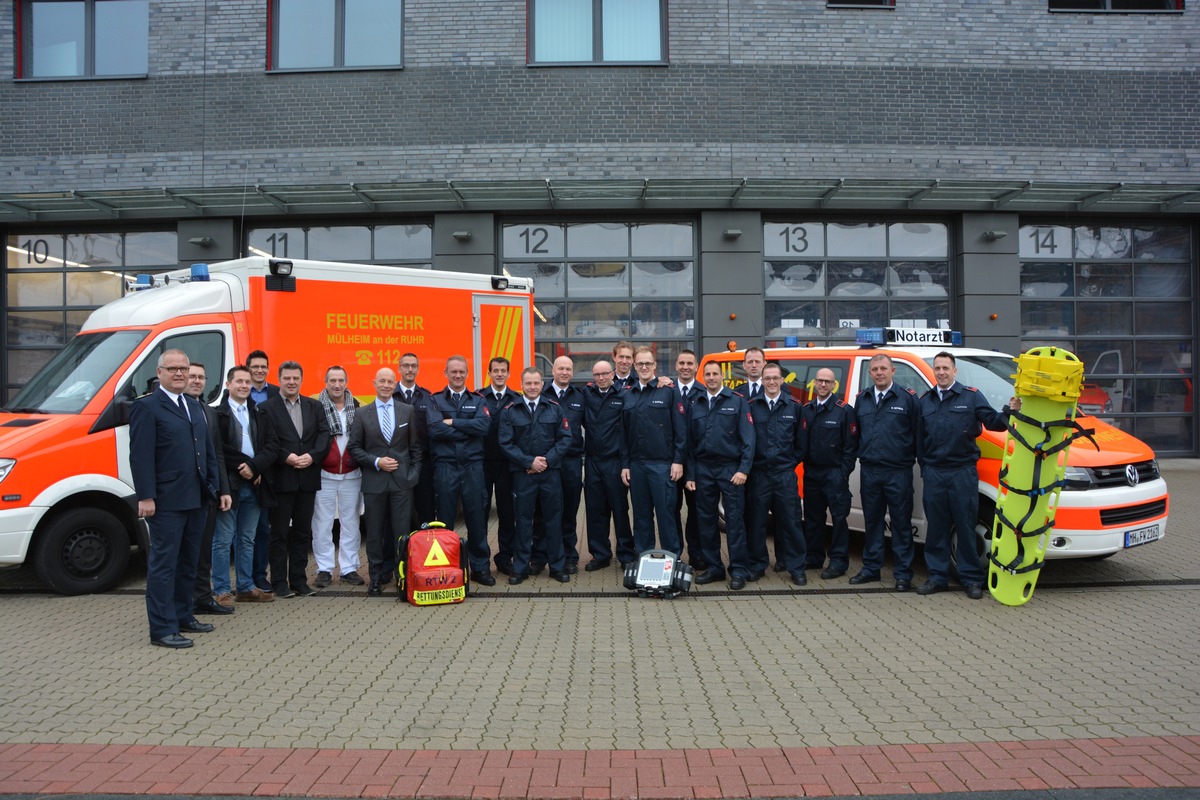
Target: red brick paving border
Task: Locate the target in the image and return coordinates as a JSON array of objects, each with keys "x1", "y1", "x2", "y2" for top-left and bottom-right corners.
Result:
[{"x1": 1, "y1": 736, "x2": 1198, "y2": 798}]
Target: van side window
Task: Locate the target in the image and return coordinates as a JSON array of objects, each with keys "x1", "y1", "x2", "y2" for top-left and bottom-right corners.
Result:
[
  {"x1": 857, "y1": 357, "x2": 929, "y2": 397},
  {"x1": 122, "y1": 332, "x2": 225, "y2": 403},
  {"x1": 776, "y1": 360, "x2": 852, "y2": 403}
]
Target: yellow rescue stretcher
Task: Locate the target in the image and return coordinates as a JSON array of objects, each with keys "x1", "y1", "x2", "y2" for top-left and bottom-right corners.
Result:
[{"x1": 989, "y1": 346, "x2": 1097, "y2": 606}]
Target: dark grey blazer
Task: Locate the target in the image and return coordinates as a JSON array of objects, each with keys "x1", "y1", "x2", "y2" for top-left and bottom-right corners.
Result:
[{"x1": 348, "y1": 399, "x2": 424, "y2": 494}]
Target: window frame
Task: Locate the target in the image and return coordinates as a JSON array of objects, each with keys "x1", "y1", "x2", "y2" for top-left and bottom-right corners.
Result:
[
  {"x1": 16, "y1": 0, "x2": 149, "y2": 80},
  {"x1": 267, "y1": 0, "x2": 405, "y2": 73},
  {"x1": 826, "y1": 0, "x2": 895, "y2": 8},
  {"x1": 527, "y1": 0, "x2": 669, "y2": 67},
  {"x1": 1047, "y1": 0, "x2": 1184, "y2": 11}
]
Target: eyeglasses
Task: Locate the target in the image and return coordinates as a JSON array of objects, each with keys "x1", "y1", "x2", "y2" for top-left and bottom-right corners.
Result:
[
  {"x1": 814, "y1": 378, "x2": 834, "y2": 384},
  {"x1": 592, "y1": 370, "x2": 613, "y2": 377},
  {"x1": 634, "y1": 361, "x2": 655, "y2": 368},
  {"x1": 762, "y1": 375, "x2": 783, "y2": 382},
  {"x1": 159, "y1": 366, "x2": 190, "y2": 374}
]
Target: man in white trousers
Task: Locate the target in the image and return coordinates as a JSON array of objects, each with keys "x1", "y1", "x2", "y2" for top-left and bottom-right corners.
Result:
[{"x1": 312, "y1": 365, "x2": 365, "y2": 587}]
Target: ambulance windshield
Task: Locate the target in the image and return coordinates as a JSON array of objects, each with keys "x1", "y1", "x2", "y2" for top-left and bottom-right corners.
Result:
[{"x1": 5, "y1": 330, "x2": 148, "y2": 414}]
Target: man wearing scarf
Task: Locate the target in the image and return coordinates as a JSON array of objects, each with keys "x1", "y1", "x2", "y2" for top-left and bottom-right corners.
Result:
[{"x1": 311, "y1": 365, "x2": 365, "y2": 588}]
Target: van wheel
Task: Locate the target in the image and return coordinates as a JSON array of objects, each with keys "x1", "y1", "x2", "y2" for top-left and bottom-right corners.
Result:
[
  {"x1": 32, "y1": 509, "x2": 130, "y2": 595},
  {"x1": 949, "y1": 498, "x2": 994, "y2": 582}
]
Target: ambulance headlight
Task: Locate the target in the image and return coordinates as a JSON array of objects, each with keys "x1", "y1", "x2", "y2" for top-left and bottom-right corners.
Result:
[
  {"x1": 1062, "y1": 466, "x2": 1095, "y2": 490},
  {"x1": 491, "y1": 276, "x2": 509, "y2": 290},
  {"x1": 0, "y1": 458, "x2": 15, "y2": 484},
  {"x1": 268, "y1": 259, "x2": 294, "y2": 277}
]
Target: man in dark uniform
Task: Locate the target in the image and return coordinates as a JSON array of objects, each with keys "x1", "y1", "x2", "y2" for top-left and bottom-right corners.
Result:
[
  {"x1": 129, "y1": 349, "x2": 222, "y2": 648},
  {"x1": 853, "y1": 352, "x2": 923, "y2": 592},
  {"x1": 426, "y1": 355, "x2": 495, "y2": 586},
  {"x1": 581, "y1": 359, "x2": 635, "y2": 571},
  {"x1": 185, "y1": 362, "x2": 233, "y2": 616},
  {"x1": 611, "y1": 341, "x2": 637, "y2": 389},
  {"x1": 396, "y1": 352, "x2": 435, "y2": 526},
  {"x1": 688, "y1": 361, "x2": 755, "y2": 590},
  {"x1": 245, "y1": 349, "x2": 280, "y2": 595},
  {"x1": 918, "y1": 351, "x2": 1016, "y2": 599},
  {"x1": 534, "y1": 355, "x2": 585, "y2": 574},
  {"x1": 481, "y1": 357, "x2": 520, "y2": 575},
  {"x1": 258, "y1": 360, "x2": 330, "y2": 597},
  {"x1": 801, "y1": 367, "x2": 858, "y2": 581},
  {"x1": 746, "y1": 362, "x2": 808, "y2": 587},
  {"x1": 499, "y1": 368, "x2": 573, "y2": 584},
  {"x1": 671, "y1": 350, "x2": 706, "y2": 570},
  {"x1": 620, "y1": 346, "x2": 687, "y2": 555}
]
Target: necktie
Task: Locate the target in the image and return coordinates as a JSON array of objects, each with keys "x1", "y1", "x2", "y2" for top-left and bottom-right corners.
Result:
[
  {"x1": 176, "y1": 394, "x2": 189, "y2": 420},
  {"x1": 528, "y1": 401, "x2": 536, "y2": 416},
  {"x1": 708, "y1": 396, "x2": 715, "y2": 410},
  {"x1": 403, "y1": 389, "x2": 412, "y2": 404},
  {"x1": 877, "y1": 391, "x2": 885, "y2": 406},
  {"x1": 452, "y1": 392, "x2": 461, "y2": 406},
  {"x1": 749, "y1": 383, "x2": 760, "y2": 398},
  {"x1": 768, "y1": 399, "x2": 775, "y2": 412},
  {"x1": 495, "y1": 392, "x2": 503, "y2": 402},
  {"x1": 380, "y1": 402, "x2": 393, "y2": 440},
  {"x1": 939, "y1": 389, "x2": 946, "y2": 402},
  {"x1": 236, "y1": 404, "x2": 254, "y2": 457}
]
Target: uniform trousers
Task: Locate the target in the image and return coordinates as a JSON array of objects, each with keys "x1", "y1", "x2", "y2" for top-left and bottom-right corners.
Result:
[
  {"x1": 433, "y1": 460, "x2": 490, "y2": 573},
  {"x1": 628, "y1": 461, "x2": 681, "y2": 555},
  {"x1": 746, "y1": 469, "x2": 807, "y2": 576},
  {"x1": 513, "y1": 470, "x2": 565, "y2": 576},
  {"x1": 860, "y1": 463, "x2": 915, "y2": 581},
  {"x1": 803, "y1": 465, "x2": 852, "y2": 572},
  {"x1": 695, "y1": 460, "x2": 749, "y2": 578},
  {"x1": 484, "y1": 458, "x2": 515, "y2": 569},
  {"x1": 145, "y1": 508, "x2": 204, "y2": 639},
  {"x1": 584, "y1": 455, "x2": 636, "y2": 564},
  {"x1": 922, "y1": 464, "x2": 984, "y2": 586}
]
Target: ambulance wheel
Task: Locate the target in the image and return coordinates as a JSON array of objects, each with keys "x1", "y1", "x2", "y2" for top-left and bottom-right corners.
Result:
[
  {"x1": 33, "y1": 508, "x2": 130, "y2": 595},
  {"x1": 949, "y1": 498, "x2": 994, "y2": 581}
]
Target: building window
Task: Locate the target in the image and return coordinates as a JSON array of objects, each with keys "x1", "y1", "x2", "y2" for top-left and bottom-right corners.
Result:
[
  {"x1": 761, "y1": 221, "x2": 951, "y2": 347},
  {"x1": 1019, "y1": 224, "x2": 1194, "y2": 453},
  {"x1": 827, "y1": 0, "x2": 895, "y2": 7},
  {"x1": 502, "y1": 222, "x2": 694, "y2": 379},
  {"x1": 269, "y1": 0, "x2": 403, "y2": 71},
  {"x1": 1048, "y1": 1, "x2": 1183, "y2": 10},
  {"x1": 4, "y1": 229, "x2": 176, "y2": 397},
  {"x1": 246, "y1": 224, "x2": 432, "y2": 266},
  {"x1": 529, "y1": 0, "x2": 667, "y2": 65},
  {"x1": 18, "y1": 0, "x2": 148, "y2": 79}
]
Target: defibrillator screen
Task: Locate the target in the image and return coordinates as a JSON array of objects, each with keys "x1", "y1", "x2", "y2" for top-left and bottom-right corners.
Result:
[{"x1": 636, "y1": 558, "x2": 672, "y2": 587}]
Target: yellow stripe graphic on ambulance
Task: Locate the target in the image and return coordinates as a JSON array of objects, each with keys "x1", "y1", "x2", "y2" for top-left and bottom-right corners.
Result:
[{"x1": 489, "y1": 305, "x2": 523, "y2": 363}]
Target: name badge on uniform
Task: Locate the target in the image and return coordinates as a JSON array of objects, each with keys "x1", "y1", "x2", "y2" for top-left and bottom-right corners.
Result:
[{"x1": 718, "y1": 406, "x2": 736, "y2": 414}]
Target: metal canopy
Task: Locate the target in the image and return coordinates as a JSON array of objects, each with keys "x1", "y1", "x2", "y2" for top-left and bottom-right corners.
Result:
[{"x1": 0, "y1": 179, "x2": 1198, "y2": 223}]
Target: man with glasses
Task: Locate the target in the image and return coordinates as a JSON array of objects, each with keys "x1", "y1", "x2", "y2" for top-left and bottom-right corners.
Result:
[
  {"x1": 129, "y1": 350, "x2": 222, "y2": 648},
  {"x1": 620, "y1": 347, "x2": 687, "y2": 555},
  {"x1": 801, "y1": 367, "x2": 858, "y2": 581},
  {"x1": 184, "y1": 362, "x2": 233, "y2": 617},
  {"x1": 582, "y1": 360, "x2": 635, "y2": 571}
]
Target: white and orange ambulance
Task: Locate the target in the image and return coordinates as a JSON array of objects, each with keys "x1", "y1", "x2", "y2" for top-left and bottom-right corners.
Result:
[
  {"x1": 0, "y1": 257, "x2": 533, "y2": 594},
  {"x1": 702, "y1": 328, "x2": 1170, "y2": 572}
]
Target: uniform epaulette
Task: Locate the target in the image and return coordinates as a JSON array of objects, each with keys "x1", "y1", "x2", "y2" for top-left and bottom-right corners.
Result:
[
  {"x1": 966, "y1": 386, "x2": 979, "y2": 392},
  {"x1": 905, "y1": 387, "x2": 917, "y2": 395},
  {"x1": 834, "y1": 398, "x2": 846, "y2": 407}
]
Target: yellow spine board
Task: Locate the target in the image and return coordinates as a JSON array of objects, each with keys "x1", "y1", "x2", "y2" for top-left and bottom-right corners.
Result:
[{"x1": 989, "y1": 346, "x2": 1085, "y2": 607}]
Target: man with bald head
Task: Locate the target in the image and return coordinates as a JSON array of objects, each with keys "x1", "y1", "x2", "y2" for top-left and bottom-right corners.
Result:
[
  {"x1": 532, "y1": 355, "x2": 585, "y2": 574},
  {"x1": 348, "y1": 367, "x2": 424, "y2": 596}
]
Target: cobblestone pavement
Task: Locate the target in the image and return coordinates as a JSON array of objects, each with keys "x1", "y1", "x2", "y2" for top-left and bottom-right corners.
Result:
[{"x1": 0, "y1": 461, "x2": 1196, "y2": 797}]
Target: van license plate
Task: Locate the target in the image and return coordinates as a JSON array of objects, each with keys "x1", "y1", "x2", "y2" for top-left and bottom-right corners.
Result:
[{"x1": 1124, "y1": 525, "x2": 1162, "y2": 548}]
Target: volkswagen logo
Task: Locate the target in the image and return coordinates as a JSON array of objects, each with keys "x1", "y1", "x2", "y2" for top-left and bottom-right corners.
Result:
[{"x1": 1125, "y1": 464, "x2": 1140, "y2": 486}]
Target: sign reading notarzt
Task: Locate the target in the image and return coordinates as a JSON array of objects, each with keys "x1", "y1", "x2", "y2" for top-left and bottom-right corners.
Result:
[{"x1": 885, "y1": 328, "x2": 954, "y2": 344}]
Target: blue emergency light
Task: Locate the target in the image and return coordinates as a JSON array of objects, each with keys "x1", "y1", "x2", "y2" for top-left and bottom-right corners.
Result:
[
  {"x1": 133, "y1": 274, "x2": 154, "y2": 291},
  {"x1": 190, "y1": 263, "x2": 211, "y2": 282}
]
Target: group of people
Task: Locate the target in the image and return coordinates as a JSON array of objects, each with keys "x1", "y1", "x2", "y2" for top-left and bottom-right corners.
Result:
[{"x1": 129, "y1": 341, "x2": 1016, "y2": 649}]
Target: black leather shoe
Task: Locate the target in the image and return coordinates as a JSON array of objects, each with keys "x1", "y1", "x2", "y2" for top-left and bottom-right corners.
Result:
[
  {"x1": 747, "y1": 570, "x2": 765, "y2": 582},
  {"x1": 584, "y1": 559, "x2": 611, "y2": 572},
  {"x1": 964, "y1": 583, "x2": 984, "y2": 600},
  {"x1": 194, "y1": 601, "x2": 234, "y2": 616},
  {"x1": 694, "y1": 568, "x2": 725, "y2": 585},
  {"x1": 917, "y1": 581, "x2": 948, "y2": 596},
  {"x1": 367, "y1": 582, "x2": 383, "y2": 596},
  {"x1": 564, "y1": 562, "x2": 579, "y2": 575},
  {"x1": 895, "y1": 580, "x2": 912, "y2": 593},
  {"x1": 151, "y1": 633, "x2": 193, "y2": 649},
  {"x1": 507, "y1": 573, "x2": 528, "y2": 585},
  {"x1": 820, "y1": 567, "x2": 846, "y2": 580},
  {"x1": 470, "y1": 570, "x2": 496, "y2": 587},
  {"x1": 495, "y1": 561, "x2": 513, "y2": 576},
  {"x1": 729, "y1": 575, "x2": 747, "y2": 591},
  {"x1": 292, "y1": 583, "x2": 317, "y2": 596},
  {"x1": 849, "y1": 571, "x2": 881, "y2": 585},
  {"x1": 274, "y1": 584, "x2": 296, "y2": 598},
  {"x1": 790, "y1": 572, "x2": 808, "y2": 587},
  {"x1": 314, "y1": 571, "x2": 332, "y2": 589},
  {"x1": 180, "y1": 619, "x2": 214, "y2": 633},
  {"x1": 549, "y1": 570, "x2": 571, "y2": 583},
  {"x1": 773, "y1": 561, "x2": 787, "y2": 573},
  {"x1": 529, "y1": 562, "x2": 546, "y2": 576}
]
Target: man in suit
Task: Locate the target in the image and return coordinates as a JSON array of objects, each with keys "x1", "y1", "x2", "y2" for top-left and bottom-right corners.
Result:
[
  {"x1": 396, "y1": 352, "x2": 435, "y2": 527},
  {"x1": 349, "y1": 367, "x2": 425, "y2": 596},
  {"x1": 481, "y1": 357, "x2": 520, "y2": 575},
  {"x1": 258, "y1": 360, "x2": 330, "y2": 598},
  {"x1": 534, "y1": 355, "x2": 585, "y2": 574},
  {"x1": 185, "y1": 363, "x2": 233, "y2": 616},
  {"x1": 245, "y1": 349, "x2": 280, "y2": 594},
  {"x1": 129, "y1": 348, "x2": 222, "y2": 649}
]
